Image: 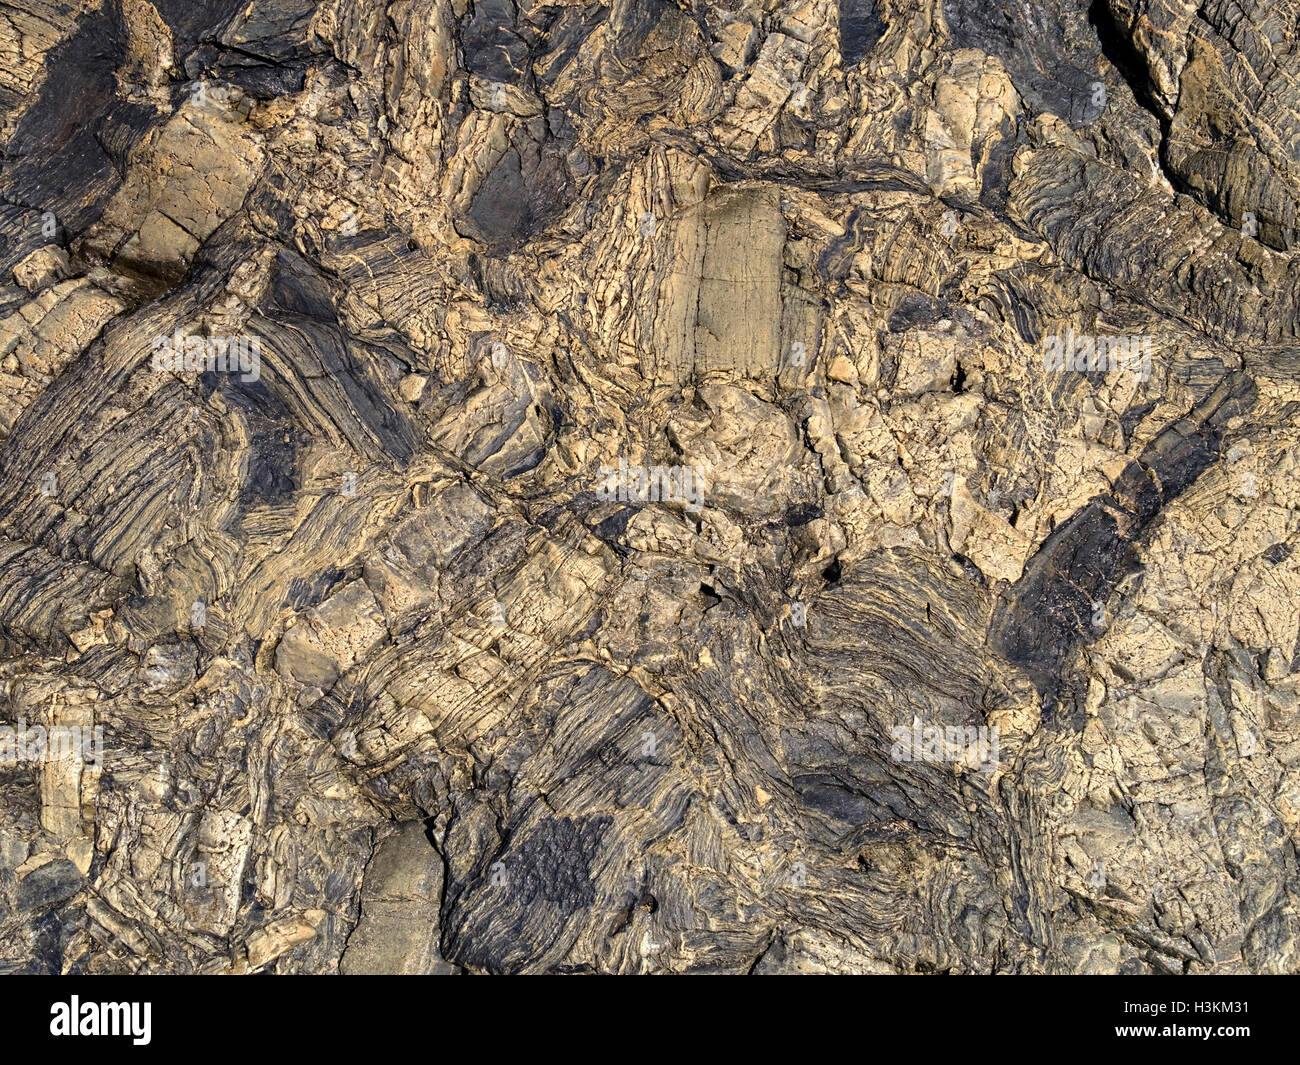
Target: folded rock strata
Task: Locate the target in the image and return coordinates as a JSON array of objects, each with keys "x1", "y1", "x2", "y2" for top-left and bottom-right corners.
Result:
[{"x1": 0, "y1": 0, "x2": 1298, "y2": 975}]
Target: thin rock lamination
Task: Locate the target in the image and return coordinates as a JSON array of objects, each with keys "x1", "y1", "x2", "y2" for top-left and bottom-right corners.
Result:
[{"x1": 0, "y1": 0, "x2": 1298, "y2": 975}]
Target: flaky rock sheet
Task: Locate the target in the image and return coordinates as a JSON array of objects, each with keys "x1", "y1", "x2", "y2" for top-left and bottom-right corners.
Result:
[{"x1": 0, "y1": 0, "x2": 1297, "y2": 974}]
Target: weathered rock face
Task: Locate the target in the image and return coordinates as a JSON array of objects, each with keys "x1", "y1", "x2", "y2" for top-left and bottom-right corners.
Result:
[{"x1": 0, "y1": 0, "x2": 1298, "y2": 975}]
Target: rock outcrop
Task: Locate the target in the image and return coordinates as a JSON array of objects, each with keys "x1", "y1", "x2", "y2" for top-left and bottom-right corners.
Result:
[{"x1": 1, "y1": 0, "x2": 1298, "y2": 974}]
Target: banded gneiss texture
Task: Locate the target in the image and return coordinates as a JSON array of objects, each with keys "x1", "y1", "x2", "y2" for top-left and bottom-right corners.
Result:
[{"x1": 1, "y1": 0, "x2": 1298, "y2": 974}]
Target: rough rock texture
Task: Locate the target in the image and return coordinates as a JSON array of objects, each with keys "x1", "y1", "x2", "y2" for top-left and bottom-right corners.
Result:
[{"x1": 1, "y1": 0, "x2": 1299, "y2": 975}]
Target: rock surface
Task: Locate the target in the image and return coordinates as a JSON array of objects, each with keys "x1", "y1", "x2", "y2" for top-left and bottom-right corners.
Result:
[{"x1": 1, "y1": 0, "x2": 1298, "y2": 974}]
